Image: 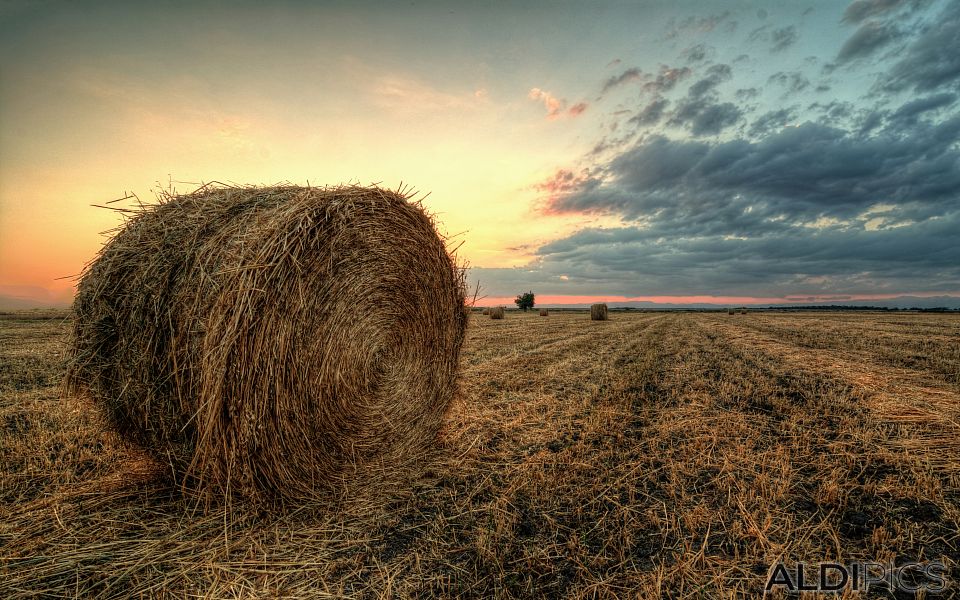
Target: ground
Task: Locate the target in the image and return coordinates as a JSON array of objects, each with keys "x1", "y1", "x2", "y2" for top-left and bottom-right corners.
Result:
[{"x1": 1, "y1": 310, "x2": 958, "y2": 598}]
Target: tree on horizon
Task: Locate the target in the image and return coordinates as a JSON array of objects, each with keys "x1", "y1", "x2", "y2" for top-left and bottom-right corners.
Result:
[{"x1": 515, "y1": 290, "x2": 535, "y2": 311}]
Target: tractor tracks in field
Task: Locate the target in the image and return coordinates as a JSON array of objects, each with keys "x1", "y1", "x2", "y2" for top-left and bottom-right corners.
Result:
[{"x1": 707, "y1": 316, "x2": 960, "y2": 472}]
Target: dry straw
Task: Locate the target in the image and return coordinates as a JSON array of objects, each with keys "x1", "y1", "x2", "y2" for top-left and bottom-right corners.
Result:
[
  {"x1": 539, "y1": 309, "x2": 549, "y2": 316},
  {"x1": 66, "y1": 184, "x2": 468, "y2": 504},
  {"x1": 590, "y1": 303, "x2": 608, "y2": 321},
  {"x1": 489, "y1": 306, "x2": 505, "y2": 319}
]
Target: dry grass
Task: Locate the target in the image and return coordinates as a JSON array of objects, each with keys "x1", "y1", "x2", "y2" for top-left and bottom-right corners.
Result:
[
  {"x1": 65, "y1": 185, "x2": 467, "y2": 504},
  {"x1": 2, "y1": 310, "x2": 958, "y2": 598},
  {"x1": 590, "y1": 304, "x2": 609, "y2": 321}
]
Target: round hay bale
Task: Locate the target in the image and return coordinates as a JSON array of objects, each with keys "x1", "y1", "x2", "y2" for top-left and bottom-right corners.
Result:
[
  {"x1": 489, "y1": 306, "x2": 505, "y2": 319},
  {"x1": 66, "y1": 184, "x2": 468, "y2": 503},
  {"x1": 539, "y1": 309, "x2": 549, "y2": 316},
  {"x1": 590, "y1": 303, "x2": 608, "y2": 321},
  {"x1": 482, "y1": 308, "x2": 490, "y2": 316},
  {"x1": 727, "y1": 308, "x2": 735, "y2": 315}
]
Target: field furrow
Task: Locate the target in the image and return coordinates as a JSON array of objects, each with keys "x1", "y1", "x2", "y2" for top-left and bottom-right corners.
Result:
[
  {"x1": 2, "y1": 311, "x2": 958, "y2": 598},
  {"x1": 709, "y1": 315, "x2": 960, "y2": 474}
]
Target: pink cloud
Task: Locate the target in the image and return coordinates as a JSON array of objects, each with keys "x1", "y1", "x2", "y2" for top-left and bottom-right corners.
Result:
[
  {"x1": 528, "y1": 87, "x2": 564, "y2": 119},
  {"x1": 528, "y1": 88, "x2": 588, "y2": 120}
]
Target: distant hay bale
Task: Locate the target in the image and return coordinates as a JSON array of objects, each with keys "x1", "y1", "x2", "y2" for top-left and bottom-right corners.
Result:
[
  {"x1": 482, "y1": 308, "x2": 490, "y2": 315},
  {"x1": 590, "y1": 303, "x2": 608, "y2": 321},
  {"x1": 489, "y1": 306, "x2": 505, "y2": 319},
  {"x1": 66, "y1": 184, "x2": 468, "y2": 503},
  {"x1": 740, "y1": 307, "x2": 748, "y2": 314},
  {"x1": 727, "y1": 308, "x2": 735, "y2": 315},
  {"x1": 539, "y1": 309, "x2": 549, "y2": 316}
]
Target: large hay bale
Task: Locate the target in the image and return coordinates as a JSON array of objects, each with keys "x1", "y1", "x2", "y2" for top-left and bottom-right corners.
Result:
[
  {"x1": 590, "y1": 303, "x2": 608, "y2": 321},
  {"x1": 482, "y1": 308, "x2": 490, "y2": 316},
  {"x1": 539, "y1": 309, "x2": 549, "y2": 316},
  {"x1": 489, "y1": 306, "x2": 505, "y2": 319},
  {"x1": 66, "y1": 185, "x2": 468, "y2": 503},
  {"x1": 727, "y1": 308, "x2": 735, "y2": 315}
]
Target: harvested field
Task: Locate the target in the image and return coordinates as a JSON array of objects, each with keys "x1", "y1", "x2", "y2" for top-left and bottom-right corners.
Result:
[{"x1": 2, "y1": 310, "x2": 959, "y2": 597}]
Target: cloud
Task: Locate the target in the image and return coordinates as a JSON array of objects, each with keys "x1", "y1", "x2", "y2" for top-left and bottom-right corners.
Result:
[
  {"x1": 747, "y1": 108, "x2": 797, "y2": 137},
  {"x1": 767, "y1": 71, "x2": 811, "y2": 94},
  {"x1": 687, "y1": 63, "x2": 733, "y2": 98},
  {"x1": 568, "y1": 102, "x2": 589, "y2": 116},
  {"x1": 770, "y1": 26, "x2": 799, "y2": 52},
  {"x1": 545, "y1": 114, "x2": 960, "y2": 225},
  {"x1": 890, "y1": 92, "x2": 957, "y2": 122},
  {"x1": 601, "y1": 68, "x2": 642, "y2": 94},
  {"x1": 670, "y1": 99, "x2": 743, "y2": 136},
  {"x1": 842, "y1": 0, "x2": 926, "y2": 23},
  {"x1": 644, "y1": 65, "x2": 693, "y2": 94},
  {"x1": 736, "y1": 87, "x2": 760, "y2": 101},
  {"x1": 470, "y1": 210, "x2": 960, "y2": 297},
  {"x1": 629, "y1": 97, "x2": 670, "y2": 126},
  {"x1": 682, "y1": 44, "x2": 710, "y2": 63},
  {"x1": 515, "y1": 109, "x2": 960, "y2": 296},
  {"x1": 878, "y1": 0, "x2": 960, "y2": 91},
  {"x1": 663, "y1": 64, "x2": 740, "y2": 135},
  {"x1": 835, "y1": 21, "x2": 904, "y2": 63},
  {"x1": 528, "y1": 87, "x2": 565, "y2": 118},
  {"x1": 664, "y1": 11, "x2": 731, "y2": 39}
]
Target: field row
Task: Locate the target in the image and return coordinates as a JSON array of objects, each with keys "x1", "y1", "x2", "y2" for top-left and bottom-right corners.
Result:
[{"x1": 0, "y1": 312, "x2": 957, "y2": 598}]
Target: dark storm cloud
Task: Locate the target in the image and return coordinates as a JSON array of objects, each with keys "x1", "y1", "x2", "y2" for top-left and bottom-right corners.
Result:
[
  {"x1": 835, "y1": 21, "x2": 904, "y2": 63},
  {"x1": 747, "y1": 108, "x2": 797, "y2": 137},
  {"x1": 670, "y1": 100, "x2": 743, "y2": 135},
  {"x1": 493, "y1": 1, "x2": 960, "y2": 299},
  {"x1": 687, "y1": 64, "x2": 733, "y2": 98},
  {"x1": 533, "y1": 211, "x2": 959, "y2": 296},
  {"x1": 858, "y1": 110, "x2": 887, "y2": 134},
  {"x1": 879, "y1": 1, "x2": 960, "y2": 91},
  {"x1": 808, "y1": 100, "x2": 856, "y2": 121},
  {"x1": 664, "y1": 64, "x2": 740, "y2": 135},
  {"x1": 547, "y1": 113, "x2": 960, "y2": 224},
  {"x1": 540, "y1": 103, "x2": 960, "y2": 310},
  {"x1": 890, "y1": 92, "x2": 957, "y2": 122},
  {"x1": 842, "y1": 0, "x2": 929, "y2": 23},
  {"x1": 629, "y1": 97, "x2": 670, "y2": 126},
  {"x1": 472, "y1": 210, "x2": 960, "y2": 297},
  {"x1": 770, "y1": 26, "x2": 799, "y2": 52}
]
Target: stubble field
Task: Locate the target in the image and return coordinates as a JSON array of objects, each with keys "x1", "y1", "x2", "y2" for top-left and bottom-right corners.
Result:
[{"x1": 1, "y1": 310, "x2": 958, "y2": 598}]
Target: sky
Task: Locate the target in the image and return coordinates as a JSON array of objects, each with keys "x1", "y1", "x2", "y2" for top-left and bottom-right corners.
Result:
[{"x1": 1, "y1": 0, "x2": 958, "y2": 307}]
